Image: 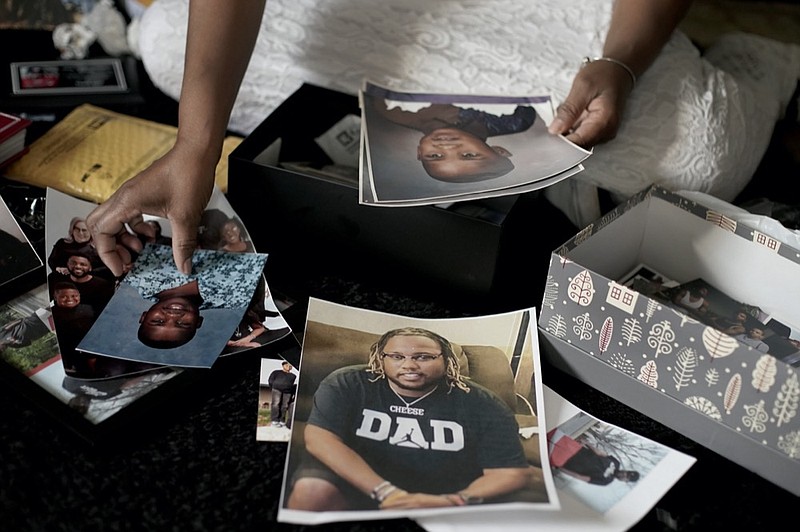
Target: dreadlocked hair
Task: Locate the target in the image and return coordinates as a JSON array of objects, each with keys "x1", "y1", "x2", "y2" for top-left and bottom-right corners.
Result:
[{"x1": 366, "y1": 327, "x2": 470, "y2": 393}]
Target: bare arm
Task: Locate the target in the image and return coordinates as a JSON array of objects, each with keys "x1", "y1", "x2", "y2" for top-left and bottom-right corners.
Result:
[
  {"x1": 304, "y1": 424, "x2": 386, "y2": 496},
  {"x1": 227, "y1": 321, "x2": 266, "y2": 347},
  {"x1": 380, "y1": 466, "x2": 534, "y2": 509},
  {"x1": 304, "y1": 424, "x2": 526, "y2": 510},
  {"x1": 457, "y1": 466, "x2": 534, "y2": 500},
  {"x1": 601, "y1": 0, "x2": 693, "y2": 76},
  {"x1": 178, "y1": 0, "x2": 267, "y2": 168},
  {"x1": 548, "y1": 0, "x2": 693, "y2": 147},
  {"x1": 87, "y1": 0, "x2": 267, "y2": 275}
]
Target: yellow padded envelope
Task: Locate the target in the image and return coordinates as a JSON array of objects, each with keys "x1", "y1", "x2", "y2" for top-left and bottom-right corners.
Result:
[{"x1": 5, "y1": 104, "x2": 241, "y2": 202}]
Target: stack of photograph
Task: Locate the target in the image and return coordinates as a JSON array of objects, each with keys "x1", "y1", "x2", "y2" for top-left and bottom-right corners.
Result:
[
  {"x1": 359, "y1": 81, "x2": 591, "y2": 207},
  {"x1": 0, "y1": 186, "x2": 296, "y2": 441}
]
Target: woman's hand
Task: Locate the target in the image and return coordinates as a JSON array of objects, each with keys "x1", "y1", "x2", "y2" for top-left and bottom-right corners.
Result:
[
  {"x1": 547, "y1": 59, "x2": 634, "y2": 149},
  {"x1": 549, "y1": 0, "x2": 693, "y2": 149},
  {"x1": 86, "y1": 140, "x2": 217, "y2": 277}
]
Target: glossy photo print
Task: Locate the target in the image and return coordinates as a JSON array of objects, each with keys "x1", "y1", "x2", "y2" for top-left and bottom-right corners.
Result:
[
  {"x1": 360, "y1": 81, "x2": 590, "y2": 206},
  {"x1": 76, "y1": 243, "x2": 267, "y2": 369},
  {"x1": 278, "y1": 298, "x2": 558, "y2": 525},
  {"x1": 45, "y1": 187, "x2": 283, "y2": 378}
]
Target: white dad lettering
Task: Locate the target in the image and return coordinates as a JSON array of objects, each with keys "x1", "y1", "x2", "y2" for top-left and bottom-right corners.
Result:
[{"x1": 355, "y1": 409, "x2": 464, "y2": 451}]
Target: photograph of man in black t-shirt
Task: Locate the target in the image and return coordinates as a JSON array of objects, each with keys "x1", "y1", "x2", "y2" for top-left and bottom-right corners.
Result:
[{"x1": 285, "y1": 327, "x2": 539, "y2": 513}]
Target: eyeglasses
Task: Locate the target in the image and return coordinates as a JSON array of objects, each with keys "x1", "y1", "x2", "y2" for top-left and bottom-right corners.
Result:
[{"x1": 381, "y1": 353, "x2": 442, "y2": 363}]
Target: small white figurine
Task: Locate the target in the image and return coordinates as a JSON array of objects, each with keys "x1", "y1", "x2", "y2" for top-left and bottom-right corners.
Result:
[
  {"x1": 52, "y1": 0, "x2": 133, "y2": 59},
  {"x1": 52, "y1": 23, "x2": 98, "y2": 60}
]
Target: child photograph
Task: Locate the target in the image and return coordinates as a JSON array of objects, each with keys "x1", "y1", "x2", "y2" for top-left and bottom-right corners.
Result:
[
  {"x1": 45, "y1": 188, "x2": 279, "y2": 375},
  {"x1": 360, "y1": 82, "x2": 590, "y2": 205},
  {"x1": 75, "y1": 242, "x2": 267, "y2": 368}
]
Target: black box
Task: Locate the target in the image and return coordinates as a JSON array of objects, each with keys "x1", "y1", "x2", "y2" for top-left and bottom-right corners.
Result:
[{"x1": 227, "y1": 83, "x2": 563, "y2": 308}]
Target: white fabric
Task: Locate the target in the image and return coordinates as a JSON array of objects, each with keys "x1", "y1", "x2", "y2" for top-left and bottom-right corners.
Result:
[{"x1": 139, "y1": 0, "x2": 800, "y2": 227}]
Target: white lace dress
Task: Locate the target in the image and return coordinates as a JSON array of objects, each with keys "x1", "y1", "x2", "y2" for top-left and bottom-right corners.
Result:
[{"x1": 138, "y1": 0, "x2": 800, "y2": 226}]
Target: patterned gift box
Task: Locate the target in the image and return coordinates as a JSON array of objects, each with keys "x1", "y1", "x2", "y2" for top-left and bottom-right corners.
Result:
[{"x1": 537, "y1": 185, "x2": 800, "y2": 496}]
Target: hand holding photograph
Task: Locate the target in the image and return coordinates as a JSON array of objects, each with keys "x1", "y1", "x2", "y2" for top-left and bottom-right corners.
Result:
[
  {"x1": 0, "y1": 183, "x2": 292, "y2": 444},
  {"x1": 76, "y1": 241, "x2": 267, "y2": 369},
  {"x1": 359, "y1": 81, "x2": 591, "y2": 206},
  {"x1": 44, "y1": 188, "x2": 290, "y2": 379}
]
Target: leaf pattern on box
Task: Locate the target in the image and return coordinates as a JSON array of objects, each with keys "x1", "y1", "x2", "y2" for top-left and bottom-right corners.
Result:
[
  {"x1": 724, "y1": 373, "x2": 742, "y2": 414},
  {"x1": 778, "y1": 430, "x2": 800, "y2": 458},
  {"x1": 599, "y1": 317, "x2": 613, "y2": 354},
  {"x1": 572, "y1": 312, "x2": 593, "y2": 342},
  {"x1": 705, "y1": 210, "x2": 737, "y2": 232},
  {"x1": 545, "y1": 313, "x2": 568, "y2": 338},
  {"x1": 645, "y1": 299, "x2": 658, "y2": 323},
  {"x1": 638, "y1": 360, "x2": 658, "y2": 388},
  {"x1": 608, "y1": 352, "x2": 636, "y2": 377},
  {"x1": 620, "y1": 317, "x2": 642, "y2": 346},
  {"x1": 542, "y1": 276, "x2": 558, "y2": 310},
  {"x1": 672, "y1": 347, "x2": 697, "y2": 391},
  {"x1": 705, "y1": 367, "x2": 720, "y2": 388},
  {"x1": 773, "y1": 372, "x2": 799, "y2": 428},
  {"x1": 537, "y1": 253, "x2": 800, "y2": 463},
  {"x1": 568, "y1": 269, "x2": 594, "y2": 306},
  {"x1": 685, "y1": 396, "x2": 722, "y2": 420},
  {"x1": 751, "y1": 355, "x2": 778, "y2": 393},
  {"x1": 702, "y1": 327, "x2": 738, "y2": 360},
  {"x1": 670, "y1": 307, "x2": 701, "y2": 328}
]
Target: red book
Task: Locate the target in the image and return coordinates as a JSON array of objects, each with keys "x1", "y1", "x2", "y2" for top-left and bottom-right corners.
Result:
[{"x1": 0, "y1": 111, "x2": 32, "y2": 167}]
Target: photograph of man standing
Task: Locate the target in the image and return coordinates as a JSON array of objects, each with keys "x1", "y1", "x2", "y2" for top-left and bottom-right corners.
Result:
[{"x1": 269, "y1": 360, "x2": 297, "y2": 427}]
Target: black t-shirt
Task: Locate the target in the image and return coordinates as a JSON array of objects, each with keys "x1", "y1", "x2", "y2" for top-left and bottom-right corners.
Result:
[
  {"x1": 307, "y1": 364, "x2": 528, "y2": 495},
  {"x1": 269, "y1": 369, "x2": 297, "y2": 392},
  {"x1": 563, "y1": 447, "x2": 620, "y2": 485}
]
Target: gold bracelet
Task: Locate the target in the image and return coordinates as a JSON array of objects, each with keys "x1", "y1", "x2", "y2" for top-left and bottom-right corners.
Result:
[{"x1": 582, "y1": 56, "x2": 636, "y2": 88}]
